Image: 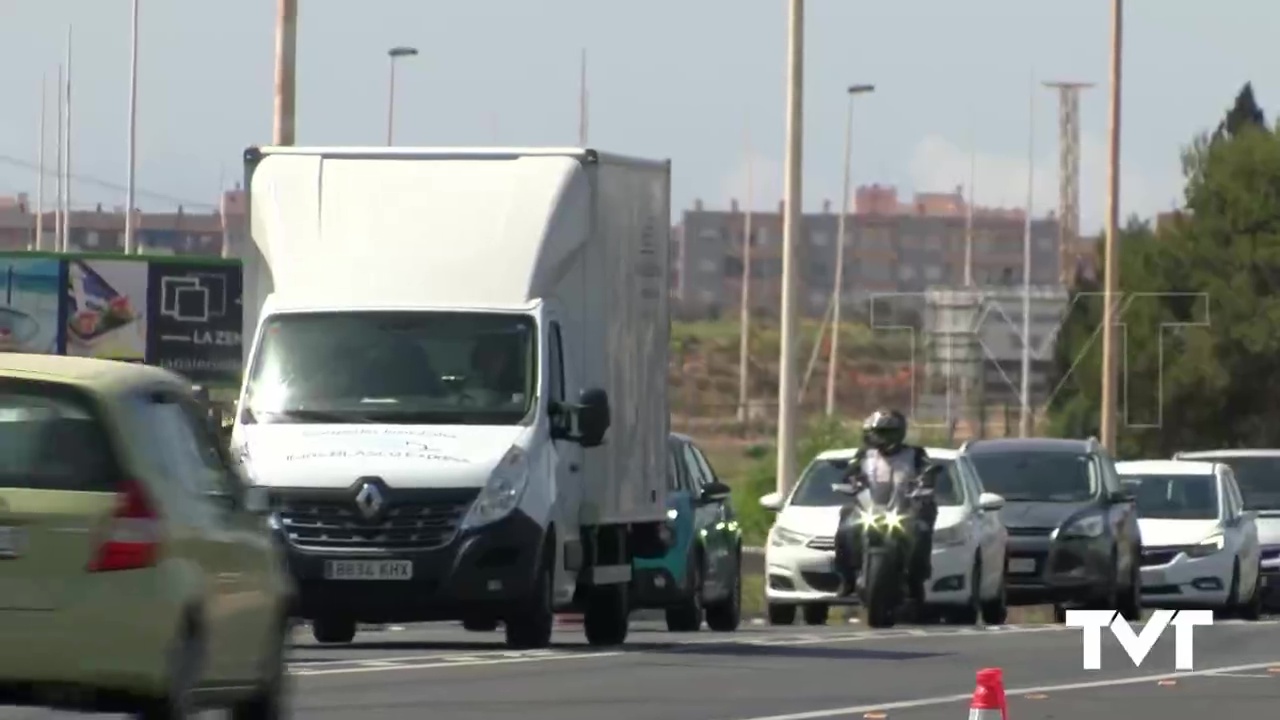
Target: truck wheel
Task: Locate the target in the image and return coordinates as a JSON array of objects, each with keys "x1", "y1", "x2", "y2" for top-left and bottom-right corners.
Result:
[
  {"x1": 311, "y1": 617, "x2": 356, "y2": 645},
  {"x1": 505, "y1": 562, "x2": 554, "y2": 649},
  {"x1": 463, "y1": 617, "x2": 499, "y2": 632},
  {"x1": 584, "y1": 584, "x2": 629, "y2": 646}
]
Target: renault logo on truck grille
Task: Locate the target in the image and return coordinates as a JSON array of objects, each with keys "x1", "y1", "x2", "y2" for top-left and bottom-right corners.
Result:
[{"x1": 354, "y1": 482, "x2": 385, "y2": 519}]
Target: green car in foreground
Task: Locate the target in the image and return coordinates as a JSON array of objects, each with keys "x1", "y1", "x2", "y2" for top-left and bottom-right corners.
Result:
[
  {"x1": 632, "y1": 433, "x2": 743, "y2": 632},
  {"x1": 0, "y1": 354, "x2": 292, "y2": 718}
]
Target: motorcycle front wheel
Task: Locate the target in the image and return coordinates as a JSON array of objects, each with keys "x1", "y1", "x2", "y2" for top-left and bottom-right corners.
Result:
[{"x1": 860, "y1": 552, "x2": 898, "y2": 629}]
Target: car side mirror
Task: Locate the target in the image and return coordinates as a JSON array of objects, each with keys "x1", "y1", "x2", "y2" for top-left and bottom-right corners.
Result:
[
  {"x1": 978, "y1": 492, "x2": 1005, "y2": 511},
  {"x1": 759, "y1": 491, "x2": 784, "y2": 511},
  {"x1": 700, "y1": 480, "x2": 731, "y2": 504},
  {"x1": 243, "y1": 486, "x2": 270, "y2": 514},
  {"x1": 1109, "y1": 489, "x2": 1135, "y2": 504}
]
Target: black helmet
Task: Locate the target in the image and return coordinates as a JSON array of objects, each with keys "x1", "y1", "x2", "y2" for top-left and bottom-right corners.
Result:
[{"x1": 863, "y1": 408, "x2": 908, "y2": 453}]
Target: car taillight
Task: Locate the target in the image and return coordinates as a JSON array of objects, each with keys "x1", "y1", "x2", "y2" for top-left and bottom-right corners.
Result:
[{"x1": 88, "y1": 479, "x2": 161, "y2": 573}]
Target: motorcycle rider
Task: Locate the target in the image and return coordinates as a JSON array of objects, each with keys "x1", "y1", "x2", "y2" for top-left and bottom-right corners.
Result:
[{"x1": 833, "y1": 409, "x2": 938, "y2": 606}]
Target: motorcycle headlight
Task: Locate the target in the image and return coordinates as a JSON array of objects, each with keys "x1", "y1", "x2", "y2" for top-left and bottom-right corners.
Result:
[
  {"x1": 859, "y1": 510, "x2": 904, "y2": 531},
  {"x1": 934, "y1": 523, "x2": 967, "y2": 547},
  {"x1": 1184, "y1": 533, "x2": 1225, "y2": 558},
  {"x1": 769, "y1": 526, "x2": 809, "y2": 547},
  {"x1": 1055, "y1": 513, "x2": 1105, "y2": 539},
  {"x1": 461, "y1": 446, "x2": 530, "y2": 530}
]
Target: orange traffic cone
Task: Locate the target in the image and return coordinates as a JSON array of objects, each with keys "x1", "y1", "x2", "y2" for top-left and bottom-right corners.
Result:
[{"x1": 969, "y1": 668, "x2": 1008, "y2": 720}]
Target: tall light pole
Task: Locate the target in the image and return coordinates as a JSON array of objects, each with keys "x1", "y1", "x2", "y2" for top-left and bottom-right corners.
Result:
[
  {"x1": 825, "y1": 83, "x2": 874, "y2": 417},
  {"x1": 386, "y1": 46, "x2": 418, "y2": 145},
  {"x1": 737, "y1": 124, "x2": 754, "y2": 425},
  {"x1": 578, "y1": 48, "x2": 589, "y2": 146},
  {"x1": 776, "y1": 0, "x2": 805, "y2": 496},
  {"x1": 273, "y1": 0, "x2": 297, "y2": 145},
  {"x1": 35, "y1": 73, "x2": 46, "y2": 251},
  {"x1": 54, "y1": 64, "x2": 63, "y2": 251},
  {"x1": 62, "y1": 27, "x2": 72, "y2": 253},
  {"x1": 1019, "y1": 75, "x2": 1036, "y2": 438},
  {"x1": 124, "y1": 0, "x2": 139, "y2": 254},
  {"x1": 1099, "y1": 0, "x2": 1123, "y2": 451}
]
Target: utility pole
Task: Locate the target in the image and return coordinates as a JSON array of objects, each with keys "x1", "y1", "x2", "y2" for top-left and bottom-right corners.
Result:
[
  {"x1": 1019, "y1": 75, "x2": 1035, "y2": 438},
  {"x1": 54, "y1": 64, "x2": 63, "y2": 252},
  {"x1": 124, "y1": 0, "x2": 139, "y2": 254},
  {"x1": 35, "y1": 74, "x2": 46, "y2": 251},
  {"x1": 1099, "y1": 0, "x2": 1124, "y2": 452},
  {"x1": 776, "y1": 0, "x2": 804, "y2": 496},
  {"x1": 736, "y1": 125, "x2": 754, "y2": 425},
  {"x1": 273, "y1": 0, "x2": 298, "y2": 145},
  {"x1": 386, "y1": 46, "x2": 419, "y2": 145},
  {"x1": 578, "y1": 49, "x2": 589, "y2": 146},
  {"x1": 62, "y1": 27, "x2": 72, "y2": 252},
  {"x1": 825, "y1": 83, "x2": 874, "y2": 417}
]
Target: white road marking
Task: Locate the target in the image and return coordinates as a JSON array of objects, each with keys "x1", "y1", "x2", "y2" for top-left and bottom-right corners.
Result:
[
  {"x1": 291, "y1": 650, "x2": 624, "y2": 676},
  {"x1": 722, "y1": 660, "x2": 1280, "y2": 720},
  {"x1": 1207, "y1": 672, "x2": 1275, "y2": 678}
]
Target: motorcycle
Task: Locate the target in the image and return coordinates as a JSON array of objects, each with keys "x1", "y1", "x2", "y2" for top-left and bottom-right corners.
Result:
[{"x1": 833, "y1": 463, "x2": 942, "y2": 628}]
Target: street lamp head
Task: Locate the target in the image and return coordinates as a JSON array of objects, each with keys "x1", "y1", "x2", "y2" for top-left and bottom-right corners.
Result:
[
  {"x1": 848, "y1": 84, "x2": 875, "y2": 95},
  {"x1": 388, "y1": 46, "x2": 419, "y2": 58}
]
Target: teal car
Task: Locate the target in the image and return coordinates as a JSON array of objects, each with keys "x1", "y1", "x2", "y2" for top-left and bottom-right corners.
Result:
[{"x1": 632, "y1": 433, "x2": 743, "y2": 632}]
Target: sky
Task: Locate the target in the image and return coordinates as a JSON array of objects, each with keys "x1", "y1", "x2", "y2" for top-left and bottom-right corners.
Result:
[{"x1": 0, "y1": 1, "x2": 1274, "y2": 234}]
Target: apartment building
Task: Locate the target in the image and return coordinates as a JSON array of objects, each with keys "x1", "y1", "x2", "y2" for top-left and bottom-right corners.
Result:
[
  {"x1": 0, "y1": 188, "x2": 247, "y2": 256},
  {"x1": 673, "y1": 184, "x2": 1062, "y2": 320}
]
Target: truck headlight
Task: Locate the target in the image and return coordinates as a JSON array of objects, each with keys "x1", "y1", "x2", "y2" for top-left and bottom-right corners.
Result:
[
  {"x1": 1054, "y1": 513, "x2": 1105, "y2": 539},
  {"x1": 1184, "y1": 533, "x2": 1225, "y2": 558},
  {"x1": 461, "y1": 446, "x2": 530, "y2": 530}
]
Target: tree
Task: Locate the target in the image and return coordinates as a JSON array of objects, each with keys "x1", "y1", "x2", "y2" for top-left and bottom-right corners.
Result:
[
  {"x1": 1215, "y1": 82, "x2": 1266, "y2": 141},
  {"x1": 1047, "y1": 87, "x2": 1280, "y2": 455}
]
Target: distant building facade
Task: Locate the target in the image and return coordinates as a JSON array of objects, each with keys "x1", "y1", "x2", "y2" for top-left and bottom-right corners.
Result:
[{"x1": 673, "y1": 184, "x2": 1062, "y2": 320}]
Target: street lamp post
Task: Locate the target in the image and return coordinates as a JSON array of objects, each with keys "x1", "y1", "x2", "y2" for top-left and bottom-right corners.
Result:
[
  {"x1": 825, "y1": 83, "x2": 874, "y2": 417},
  {"x1": 386, "y1": 46, "x2": 419, "y2": 145},
  {"x1": 1099, "y1": 0, "x2": 1123, "y2": 451},
  {"x1": 776, "y1": 0, "x2": 804, "y2": 496},
  {"x1": 124, "y1": 0, "x2": 139, "y2": 255}
]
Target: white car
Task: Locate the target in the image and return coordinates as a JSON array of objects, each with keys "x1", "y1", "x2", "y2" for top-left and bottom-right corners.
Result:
[
  {"x1": 759, "y1": 447, "x2": 1009, "y2": 625},
  {"x1": 1116, "y1": 459, "x2": 1262, "y2": 618}
]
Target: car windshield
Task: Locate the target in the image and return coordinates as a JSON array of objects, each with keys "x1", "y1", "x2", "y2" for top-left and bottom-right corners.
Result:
[
  {"x1": 789, "y1": 457, "x2": 962, "y2": 507},
  {"x1": 243, "y1": 311, "x2": 537, "y2": 426},
  {"x1": 1194, "y1": 456, "x2": 1280, "y2": 511},
  {"x1": 1121, "y1": 474, "x2": 1219, "y2": 520},
  {"x1": 968, "y1": 451, "x2": 1098, "y2": 502}
]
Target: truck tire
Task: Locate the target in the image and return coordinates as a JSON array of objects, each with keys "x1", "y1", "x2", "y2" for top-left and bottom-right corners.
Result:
[
  {"x1": 584, "y1": 584, "x2": 629, "y2": 646},
  {"x1": 311, "y1": 617, "x2": 356, "y2": 645},
  {"x1": 505, "y1": 561, "x2": 554, "y2": 649}
]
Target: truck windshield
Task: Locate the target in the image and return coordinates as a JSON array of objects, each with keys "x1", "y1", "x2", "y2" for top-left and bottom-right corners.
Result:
[{"x1": 242, "y1": 311, "x2": 537, "y2": 426}]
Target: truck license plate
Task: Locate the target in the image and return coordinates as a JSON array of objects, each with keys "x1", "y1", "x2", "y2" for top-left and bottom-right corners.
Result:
[
  {"x1": 324, "y1": 560, "x2": 413, "y2": 581},
  {"x1": 1008, "y1": 558, "x2": 1037, "y2": 574},
  {"x1": 0, "y1": 527, "x2": 24, "y2": 558}
]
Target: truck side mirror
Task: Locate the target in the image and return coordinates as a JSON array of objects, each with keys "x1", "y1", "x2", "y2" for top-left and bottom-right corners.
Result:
[{"x1": 575, "y1": 387, "x2": 611, "y2": 448}]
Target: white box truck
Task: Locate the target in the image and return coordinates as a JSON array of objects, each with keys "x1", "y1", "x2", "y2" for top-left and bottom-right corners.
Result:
[{"x1": 230, "y1": 147, "x2": 671, "y2": 648}]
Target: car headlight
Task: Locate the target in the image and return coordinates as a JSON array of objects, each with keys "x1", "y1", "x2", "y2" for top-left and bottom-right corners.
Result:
[
  {"x1": 769, "y1": 526, "x2": 809, "y2": 547},
  {"x1": 1184, "y1": 533, "x2": 1225, "y2": 558},
  {"x1": 1056, "y1": 513, "x2": 1105, "y2": 539},
  {"x1": 666, "y1": 508, "x2": 679, "y2": 522},
  {"x1": 461, "y1": 446, "x2": 530, "y2": 530},
  {"x1": 934, "y1": 523, "x2": 968, "y2": 547}
]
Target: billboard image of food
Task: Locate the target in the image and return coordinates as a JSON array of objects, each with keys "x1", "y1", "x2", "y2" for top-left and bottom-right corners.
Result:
[{"x1": 64, "y1": 258, "x2": 148, "y2": 360}]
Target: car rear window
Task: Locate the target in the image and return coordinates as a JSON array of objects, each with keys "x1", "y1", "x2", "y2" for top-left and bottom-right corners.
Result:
[
  {"x1": 0, "y1": 380, "x2": 118, "y2": 492},
  {"x1": 1195, "y1": 456, "x2": 1280, "y2": 511},
  {"x1": 1121, "y1": 474, "x2": 1219, "y2": 520}
]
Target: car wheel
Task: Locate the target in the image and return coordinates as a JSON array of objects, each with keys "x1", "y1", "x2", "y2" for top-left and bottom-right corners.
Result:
[
  {"x1": 802, "y1": 604, "x2": 830, "y2": 626},
  {"x1": 980, "y1": 560, "x2": 1009, "y2": 626},
  {"x1": 583, "y1": 583, "x2": 629, "y2": 646},
  {"x1": 136, "y1": 623, "x2": 203, "y2": 719},
  {"x1": 705, "y1": 554, "x2": 742, "y2": 632},
  {"x1": 505, "y1": 556, "x2": 554, "y2": 649},
  {"x1": 1219, "y1": 560, "x2": 1242, "y2": 620},
  {"x1": 231, "y1": 621, "x2": 289, "y2": 720},
  {"x1": 311, "y1": 616, "x2": 357, "y2": 645},
  {"x1": 1119, "y1": 552, "x2": 1142, "y2": 621},
  {"x1": 1239, "y1": 562, "x2": 1263, "y2": 621},
  {"x1": 665, "y1": 553, "x2": 704, "y2": 632},
  {"x1": 767, "y1": 603, "x2": 797, "y2": 626},
  {"x1": 948, "y1": 557, "x2": 981, "y2": 625}
]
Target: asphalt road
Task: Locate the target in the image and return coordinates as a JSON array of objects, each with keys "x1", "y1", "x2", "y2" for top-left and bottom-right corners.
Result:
[{"x1": 4, "y1": 617, "x2": 1280, "y2": 718}]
